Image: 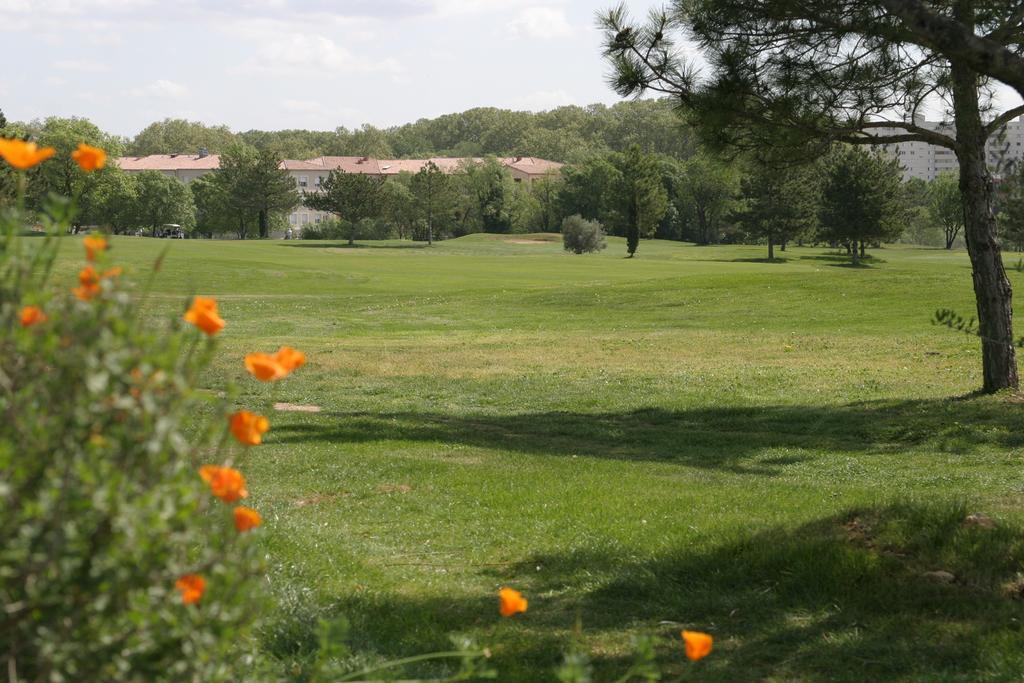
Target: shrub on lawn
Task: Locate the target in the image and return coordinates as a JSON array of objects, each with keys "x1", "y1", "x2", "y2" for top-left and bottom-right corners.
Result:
[
  {"x1": 0, "y1": 140, "x2": 280, "y2": 681},
  {"x1": 561, "y1": 214, "x2": 606, "y2": 254}
]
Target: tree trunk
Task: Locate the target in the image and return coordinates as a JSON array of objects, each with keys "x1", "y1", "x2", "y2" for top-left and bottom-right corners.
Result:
[
  {"x1": 767, "y1": 235, "x2": 774, "y2": 260},
  {"x1": 258, "y1": 209, "x2": 269, "y2": 239},
  {"x1": 851, "y1": 241, "x2": 859, "y2": 265},
  {"x1": 952, "y1": 50, "x2": 1019, "y2": 392},
  {"x1": 780, "y1": 240, "x2": 787, "y2": 252},
  {"x1": 859, "y1": 241, "x2": 866, "y2": 260}
]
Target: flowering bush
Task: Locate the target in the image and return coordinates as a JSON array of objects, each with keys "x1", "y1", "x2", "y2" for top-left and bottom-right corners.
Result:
[
  {"x1": 0, "y1": 140, "x2": 715, "y2": 680},
  {"x1": 0, "y1": 141, "x2": 272, "y2": 681}
]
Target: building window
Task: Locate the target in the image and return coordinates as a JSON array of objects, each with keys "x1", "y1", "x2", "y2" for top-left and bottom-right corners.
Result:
[
  {"x1": 301, "y1": 214, "x2": 309, "y2": 225},
  {"x1": 299, "y1": 176, "x2": 308, "y2": 188},
  {"x1": 289, "y1": 215, "x2": 297, "y2": 225}
]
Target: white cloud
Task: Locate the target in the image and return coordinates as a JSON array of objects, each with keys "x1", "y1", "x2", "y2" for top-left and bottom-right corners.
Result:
[
  {"x1": 233, "y1": 33, "x2": 402, "y2": 77},
  {"x1": 508, "y1": 7, "x2": 573, "y2": 39},
  {"x1": 511, "y1": 89, "x2": 575, "y2": 111},
  {"x1": 53, "y1": 59, "x2": 110, "y2": 73},
  {"x1": 129, "y1": 79, "x2": 189, "y2": 98}
]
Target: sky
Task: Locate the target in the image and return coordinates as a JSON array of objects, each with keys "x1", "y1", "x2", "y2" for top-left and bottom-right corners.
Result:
[
  {"x1": 2, "y1": 1, "x2": 1020, "y2": 138},
  {"x1": 0, "y1": 0, "x2": 662, "y2": 136}
]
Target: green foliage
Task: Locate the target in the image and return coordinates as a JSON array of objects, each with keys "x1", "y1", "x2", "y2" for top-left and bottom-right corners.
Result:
[
  {"x1": 131, "y1": 170, "x2": 196, "y2": 236},
  {"x1": 929, "y1": 173, "x2": 965, "y2": 249},
  {"x1": 410, "y1": 161, "x2": 456, "y2": 243},
  {"x1": 304, "y1": 170, "x2": 387, "y2": 245},
  {"x1": 23, "y1": 117, "x2": 124, "y2": 218},
  {"x1": 561, "y1": 215, "x2": 607, "y2": 254},
  {"x1": 130, "y1": 118, "x2": 236, "y2": 156},
  {"x1": 0, "y1": 184, "x2": 261, "y2": 680},
  {"x1": 458, "y1": 158, "x2": 515, "y2": 234},
  {"x1": 616, "y1": 145, "x2": 669, "y2": 256},
  {"x1": 819, "y1": 146, "x2": 907, "y2": 263},
  {"x1": 735, "y1": 160, "x2": 819, "y2": 259},
  {"x1": 677, "y1": 154, "x2": 741, "y2": 245},
  {"x1": 209, "y1": 143, "x2": 300, "y2": 239},
  {"x1": 999, "y1": 163, "x2": 1024, "y2": 251}
]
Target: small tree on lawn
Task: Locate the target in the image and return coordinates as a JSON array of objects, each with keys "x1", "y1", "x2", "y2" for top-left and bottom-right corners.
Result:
[
  {"x1": 819, "y1": 147, "x2": 906, "y2": 265},
  {"x1": 616, "y1": 144, "x2": 668, "y2": 257},
  {"x1": 736, "y1": 160, "x2": 819, "y2": 260},
  {"x1": 410, "y1": 161, "x2": 456, "y2": 244},
  {"x1": 304, "y1": 170, "x2": 386, "y2": 245},
  {"x1": 929, "y1": 172, "x2": 965, "y2": 249}
]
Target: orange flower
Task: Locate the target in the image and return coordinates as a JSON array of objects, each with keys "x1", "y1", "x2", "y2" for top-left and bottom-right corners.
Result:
[
  {"x1": 175, "y1": 574, "x2": 206, "y2": 605},
  {"x1": 498, "y1": 587, "x2": 528, "y2": 617},
  {"x1": 199, "y1": 464, "x2": 249, "y2": 502},
  {"x1": 681, "y1": 631, "x2": 713, "y2": 662},
  {"x1": 234, "y1": 506, "x2": 262, "y2": 532},
  {"x1": 83, "y1": 234, "x2": 108, "y2": 261},
  {"x1": 229, "y1": 410, "x2": 269, "y2": 446},
  {"x1": 19, "y1": 305, "x2": 47, "y2": 327},
  {"x1": 274, "y1": 346, "x2": 306, "y2": 372},
  {"x1": 244, "y1": 353, "x2": 287, "y2": 382},
  {"x1": 73, "y1": 265, "x2": 102, "y2": 301},
  {"x1": 102, "y1": 266, "x2": 123, "y2": 279},
  {"x1": 183, "y1": 296, "x2": 225, "y2": 336},
  {"x1": 0, "y1": 138, "x2": 55, "y2": 170},
  {"x1": 71, "y1": 142, "x2": 106, "y2": 172}
]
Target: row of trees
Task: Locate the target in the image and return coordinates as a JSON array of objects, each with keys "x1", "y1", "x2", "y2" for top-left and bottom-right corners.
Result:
[
  {"x1": 116, "y1": 100, "x2": 696, "y2": 164},
  {"x1": 1, "y1": 110, "x2": 992, "y2": 257}
]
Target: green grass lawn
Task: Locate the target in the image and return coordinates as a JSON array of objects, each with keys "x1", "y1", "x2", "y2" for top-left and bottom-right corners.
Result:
[{"x1": 56, "y1": 234, "x2": 1024, "y2": 681}]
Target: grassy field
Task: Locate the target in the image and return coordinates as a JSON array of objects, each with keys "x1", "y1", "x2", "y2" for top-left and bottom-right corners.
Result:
[{"x1": 54, "y1": 234, "x2": 1024, "y2": 681}]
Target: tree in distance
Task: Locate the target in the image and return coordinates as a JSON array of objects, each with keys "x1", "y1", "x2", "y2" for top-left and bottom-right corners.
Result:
[
  {"x1": 818, "y1": 146, "x2": 907, "y2": 265},
  {"x1": 929, "y1": 172, "x2": 966, "y2": 249},
  {"x1": 600, "y1": 0, "x2": 1024, "y2": 391},
  {"x1": 305, "y1": 170, "x2": 386, "y2": 245}
]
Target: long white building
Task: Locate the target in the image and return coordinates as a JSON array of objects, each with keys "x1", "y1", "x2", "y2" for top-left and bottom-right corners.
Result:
[
  {"x1": 116, "y1": 153, "x2": 563, "y2": 229},
  {"x1": 873, "y1": 115, "x2": 1024, "y2": 181}
]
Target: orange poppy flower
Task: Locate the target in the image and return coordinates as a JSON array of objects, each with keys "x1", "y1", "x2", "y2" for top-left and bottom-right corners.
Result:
[
  {"x1": 233, "y1": 506, "x2": 262, "y2": 532},
  {"x1": 71, "y1": 142, "x2": 107, "y2": 172},
  {"x1": 0, "y1": 138, "x2": 55, "y2": 170},
  {"x1": 244, "y1": 353, "x2": 287, "y2": 382},
  {"x1": 681, "y1": 631, "x2": 713, "y2": 661},
  {"x1": 199, "y1": 464, "x2": 249, "y2": 502},
  {"x1": 175, "y1": 574, "x2": 206, "y2": 605},
  {"x1": 19, "y1": 305, "x2": 47, "y2": 327},
  {"x1": 102, "y1": 266, "x2": 123, "y2": 279},
  {"x1": 83, "y1": 235, "x2": 108, "y2": 261},
  {"x1": 274, "y1": 346, "x2": 306, "y2": 372},
  {"x1": 183, "y1": 296, "x2": 225, "y2": 336},
  {"x1": 73, "y1": 265, "x2": 102, "y2": 301},
  {"x1": 498, "y1": 587, "x2": 528, "y2": 617},
  {"x1": 229, "y1": 410, "x2": 270, "y2": 446}
]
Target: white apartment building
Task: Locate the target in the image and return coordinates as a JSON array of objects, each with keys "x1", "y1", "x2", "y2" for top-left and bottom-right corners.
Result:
[
  {"x1": 116, "y1": 153, "x2": 563, "y2": 229},
  {"x1": 873, "y1": 115, "x2": 1024, "y2": 181}
]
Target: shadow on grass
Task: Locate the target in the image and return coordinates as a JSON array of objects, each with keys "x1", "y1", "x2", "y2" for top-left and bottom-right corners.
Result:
[
  {"x1": 271, "y1": 397, "x2": 1024, "y2": 474},
  {"x1": 799, "y1": 253, "x2": 887, "y2": 266},
  {"x1": 277, "y1": 241, "x2": 429, "y2": 250},
  {"x1": 263, "y1": 501, "x2": 1024, "y2": 681}
]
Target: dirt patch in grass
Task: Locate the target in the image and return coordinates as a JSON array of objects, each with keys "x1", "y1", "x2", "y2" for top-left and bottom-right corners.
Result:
[
  {"x1": 376, "y1": 483, "x2": 412, "y2": 494},
  {"x1": 274, "y1": 402, "x2": 322, "y2": 413}
]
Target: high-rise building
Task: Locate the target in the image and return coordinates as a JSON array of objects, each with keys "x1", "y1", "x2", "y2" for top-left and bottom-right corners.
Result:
[{"x1": 872, "y1": 116, "x2": 1024, "y2": 181}]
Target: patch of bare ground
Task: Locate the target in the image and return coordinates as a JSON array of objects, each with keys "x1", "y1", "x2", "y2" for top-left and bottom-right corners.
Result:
[{"x1": 274, "y1": 402, "x2": 321, "y2": 412}]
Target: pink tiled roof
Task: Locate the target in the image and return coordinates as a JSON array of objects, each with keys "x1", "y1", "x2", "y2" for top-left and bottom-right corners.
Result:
[
  {"x1": 115, "y1": 154, "x2": 564, "y2": 176},
  {"x1": 116, "y1": 154, "x2": 222, "y2": 171},
  {"x1": 503, "y1": 156, "x2": 564, "y2": 176},
  {"x1": 280, "y1": 159, "x2": 328, "y2": 170},
  {"x1": 307, "y1": 156, "x2": 381, "y2": 174}
]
